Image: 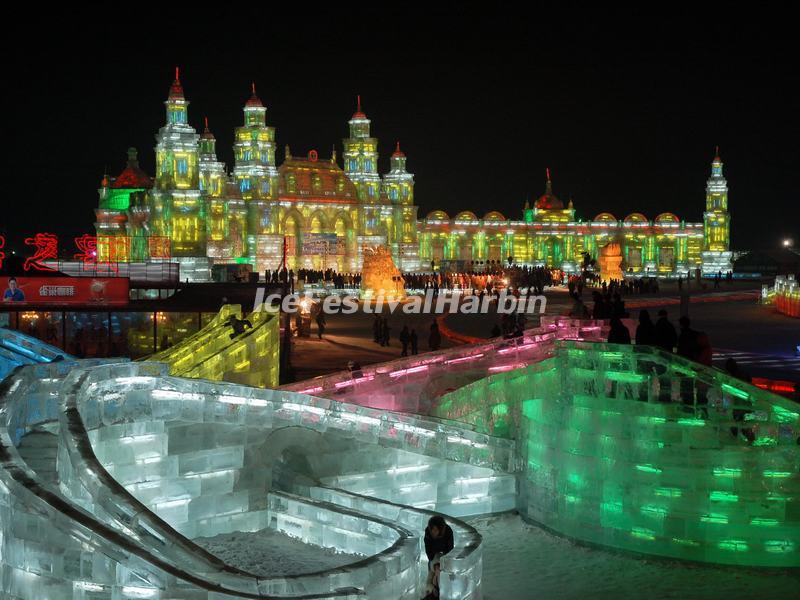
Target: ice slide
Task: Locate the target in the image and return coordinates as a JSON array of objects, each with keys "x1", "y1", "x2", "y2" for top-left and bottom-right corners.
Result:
[
  {"x1": 0, "y1": 327, "x2": 73, "y2": 380},
  {"x1": 147, "y1": 304, "x2": 280, "y2": 388},
  {"x1": 0, "y1": 358, "x2": 501, "y2": 598}
]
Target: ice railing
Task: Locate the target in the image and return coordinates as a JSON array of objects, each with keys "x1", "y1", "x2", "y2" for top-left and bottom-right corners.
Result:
[
  {"x1": 300, "y1": 486, "x2": 483, "y2": 600},
  {"x1": 148, "y1": 304, "x2": 281, "y2": 388},
  {"x1": 0, "y1": 327, "x2": 73, "y2": 379},
  {"x1": 281, "y1": 317, "x2": 608, "y2": 414},
  {"x1": 434, "y1": 340, "x2": 800, "y2": 567},
  {"x1": 1, "y1": 361, "x2": 369, "y2": 599}
]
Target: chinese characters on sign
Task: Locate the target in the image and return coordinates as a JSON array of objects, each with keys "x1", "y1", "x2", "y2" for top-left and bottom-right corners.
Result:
[{"x1": 23, "y1": 233, "x2": 58, "y2": 272}]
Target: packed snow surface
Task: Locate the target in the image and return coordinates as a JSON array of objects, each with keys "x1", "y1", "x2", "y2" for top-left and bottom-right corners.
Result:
[
  {"x1": 470, "y1": 513, "x2": 799, "y2": 600},
  {"x1": 194, "y1": 528, "x2": 361, "y2": 577}
]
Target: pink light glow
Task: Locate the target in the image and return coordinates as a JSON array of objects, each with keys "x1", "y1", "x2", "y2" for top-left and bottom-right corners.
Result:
[
  {"x1": 488, "y1": 363, "x2": 526, "y2": 373},
  {"x1": 497, "y1": 343, "x2": 537, "y2": 355},
  {"x1": 389, "y1": 365, "x2": 430, "y2": 378},
  {"x1": 334, "y1": 375, "x2": 375, "y2": 389},
  {"x1": 298, "y1": 386, "x2": 323, "y2": 394},
  {"x1": 445, "y1": 353, "x2": 485, "y2": 365}
]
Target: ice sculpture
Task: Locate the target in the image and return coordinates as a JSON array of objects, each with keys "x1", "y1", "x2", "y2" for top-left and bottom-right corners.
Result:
[
  {"x1": 0, "y1": 327, "x2": 72, "y2": 379},
  {"x1": 2, "y1": 315, "x2": 797, "y2": 600},
  {"x1": 433, "y1": 340, "x2": 800, "y2": 567},
  {"x1": 148, "y1": 304, "x2": 280, "y2": 387},
  {"x1": 598, "y1": 241, "x2": 624, "y2": 282},
  {"x1": 1, "y1": 358, "x2": 502, "y2": 598},
  {"x1": 360, "y1": 246, "x2": 406, "y2": 300}
]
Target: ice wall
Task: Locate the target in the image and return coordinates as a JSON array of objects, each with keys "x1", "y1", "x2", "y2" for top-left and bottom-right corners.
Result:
[{"x1": 434, "y1": 341, "x2": 800, "y2": 567}]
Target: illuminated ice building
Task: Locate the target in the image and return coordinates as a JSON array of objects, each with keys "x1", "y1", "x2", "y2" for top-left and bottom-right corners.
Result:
[{"x1": 95, "y1": 71, "x2": 731, "y2": 280}]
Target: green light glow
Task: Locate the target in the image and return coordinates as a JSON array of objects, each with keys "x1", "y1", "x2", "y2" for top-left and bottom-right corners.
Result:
[
  {"x1": 492, "y1": 404, "x2": 509, "y2": 416},
  {"x1": 601, "y1": 501, "x2": 623, "y2": 514},
  {"x1": 434, "y1": 342, "x2": 800, "y2": 568},
  {"x1": 752, "y1": 437, "x2": 778, "y2": 447},
  {"x1": 639, "y1": 416, "x2": 667, "y2": 425},
  {"x1": 606, "y1": 371, "x2": 648, "y2": 384},
  {"x1": 635, "y1": 464, "x2": 662, "y2": 474},
  {"x1": 631, "y1": 527, "x2": 656, "y2": 541},
  {"x1": 721, "y1": 383, "x2": 750, "y2": 400},
  {"x1": 718, "y1": 539, "x2": 748, "y2": 552},
  {"x1": 677, "y1": 418, "x2": 706, "y2": 427},
  {"x1": 713, "y1": 467, "x2": 742, "y2": 478},
  {"x1": 701, "y1": 513, "x2": 729, "y2": 524},
  {"x1": 671, "y1": 538, "x2": 700, "y2": 547},
  {"x1": 772, "y1": 405, "x2": 799, "y2": 423},
  {"x1": 641, "y1": 505, "x2": 668, "y2": 517},
  {"x1": 710, "y1": 491, "x2": 738, "y2": 503},
  {"x1": 764, "y1": 540, "x2": 795, "y2": 554},
  {"x1": 763, "y1": 470, "x2": 792, "y2": 479}
]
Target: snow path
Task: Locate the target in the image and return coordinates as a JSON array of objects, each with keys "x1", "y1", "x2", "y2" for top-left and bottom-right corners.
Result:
[
  {"x1": 193, "y1": 529, "x2": 362, "y2": 578},
  {"x1": 471, "y1": 514, "x2": 799, "y2": 600}
]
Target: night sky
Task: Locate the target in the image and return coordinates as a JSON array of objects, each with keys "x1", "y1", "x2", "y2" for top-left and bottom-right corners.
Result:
[{"x1": 3, "y1": 6, "x2": 797, "y2": 254}]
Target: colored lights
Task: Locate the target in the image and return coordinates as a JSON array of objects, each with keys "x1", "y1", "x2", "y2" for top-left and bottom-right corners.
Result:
[
  {"x1": 23, "y1": 232, "x2": 58, "y2": 271},
  {"x1": 710, "y1": 491, "x2": 739, "y2": 503},
  {"x1": 90, "y1": 76, "x2": 728, "y2": 275}
]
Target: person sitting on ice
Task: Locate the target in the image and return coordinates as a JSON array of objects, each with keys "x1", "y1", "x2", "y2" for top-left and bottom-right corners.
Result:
[
  {"x1": 424, "y1": 515, "x2": 454, "y2": 570},
  {"x1": 227, "y1": 315, "x2": 253, "y2": 339}
]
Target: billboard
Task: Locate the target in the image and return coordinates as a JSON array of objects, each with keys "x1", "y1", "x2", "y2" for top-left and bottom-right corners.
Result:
[
  {"x1": 0, "y1": 276, "x2": 129, "y2": 305},
  {"x1": 302, "y1": 233, "x2": 340, "y2": 255}
]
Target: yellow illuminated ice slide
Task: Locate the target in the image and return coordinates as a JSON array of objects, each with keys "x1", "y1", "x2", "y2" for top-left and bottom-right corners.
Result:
[{"x1": 148, "y1": 304, "x2": 280, "y2": 388}]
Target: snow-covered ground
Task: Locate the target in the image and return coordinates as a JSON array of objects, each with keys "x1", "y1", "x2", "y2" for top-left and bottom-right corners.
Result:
[
  {"x1": 193, "y1": 516, "x2": 798, "y2": 598},
  {"x1": 193, "y1": 529, "x2": 361, "y2": 577},
  {"x1": 471, "y1": 513, "x2": 799, "y2": 600}
]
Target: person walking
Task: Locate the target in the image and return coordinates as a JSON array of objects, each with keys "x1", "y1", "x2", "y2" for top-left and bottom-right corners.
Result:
[
  {"x1": 399, "y1": 325, "x2": 410, "y2": 357},
  {"x1": 380, "y1": 317, "x2": 391, "y2": 346},
  {"x1": 429, "y1": 320, "x2": 442, "y2": 351},
  {"x1": 410, "y1": 328, "x2": 419, "y2": 355},
  {"x1": 373, "y1": 314, "x2": 382, "y2": 344},
  {"x1": 315, "y1": 312, "x2": 326, "y2": 340}
]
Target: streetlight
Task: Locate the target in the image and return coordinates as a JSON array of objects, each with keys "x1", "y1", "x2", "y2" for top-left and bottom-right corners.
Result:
[{"x1": 782, "y1": 238, "x2": 794, "y2": 248}]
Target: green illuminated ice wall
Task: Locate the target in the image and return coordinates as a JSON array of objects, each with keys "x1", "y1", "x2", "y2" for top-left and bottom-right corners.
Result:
[{"x1": 434, "y1": 341, "x2": 800, "y2": 567}]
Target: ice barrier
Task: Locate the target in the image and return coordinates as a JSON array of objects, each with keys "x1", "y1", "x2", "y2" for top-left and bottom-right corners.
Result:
[
  {"x1": 281, "y1": 317, "x2": 609, "y2": 413},
  {"x1": 433, "y1": 340, "x2": 800, "y2": 567},
  {"x1": 0, "y1": 327, "x2": 73, "y2": 379},
  {"x1": 2, "y1": 357, "x2": 512, "y2": 597},
  {"x1": 148, "y1": 304, "x2": 280, "y2": 388}
]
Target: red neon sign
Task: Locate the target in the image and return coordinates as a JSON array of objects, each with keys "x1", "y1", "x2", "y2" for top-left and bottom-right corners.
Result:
[
  {"x1": 23, "y1": 233, "x2": 59, "y2": 272},
  {"x1": 0, "y1": 235, "x2": 5, "y2": 270},
  {"x1": 74, "y1": 234, "x2": 98, "y2": 266}
]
